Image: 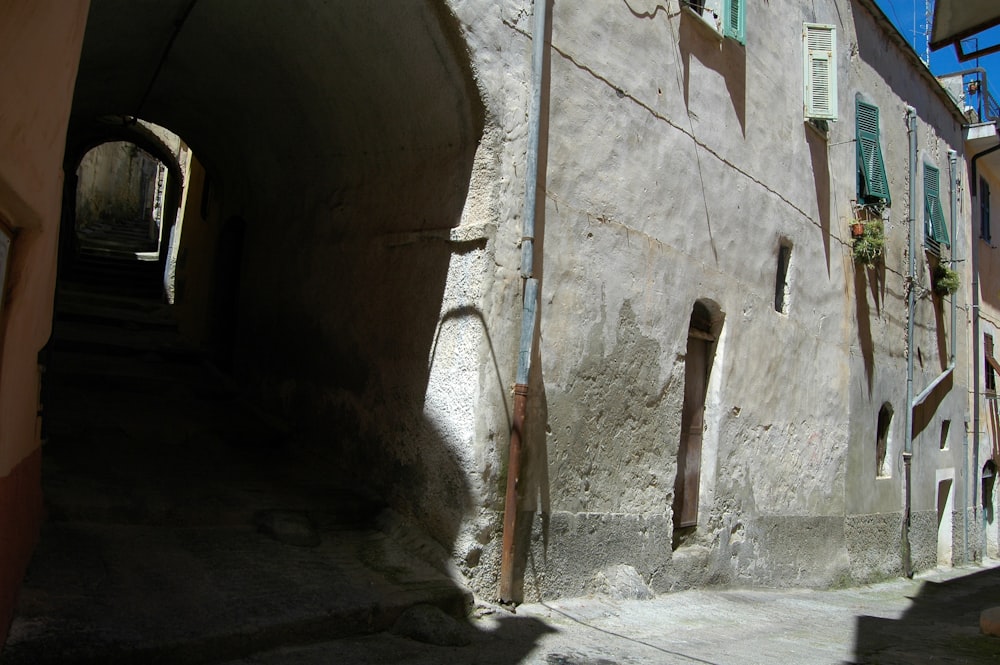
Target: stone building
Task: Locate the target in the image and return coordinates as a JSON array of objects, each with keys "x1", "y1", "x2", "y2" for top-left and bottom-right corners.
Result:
[{"x1": 0, "y1": 0, "x2": 991, "y2": 645}]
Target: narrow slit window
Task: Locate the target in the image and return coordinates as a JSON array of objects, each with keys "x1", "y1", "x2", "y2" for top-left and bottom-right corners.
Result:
[
  {"x1": 876, "y1": 402, "x2": 893, "y2": 478},
  {"x1": 982, "y1": 177, "x2": 992, "y2": 242},
  {"x1": 774, "y1": 242, "x2": 791, "y2": 314},
  {"x1": 940, "y1": 420, "x2": 951, "y2": 451},
  {"x1": 986, "y1": 333, "x2": 998, "y2": 395}
]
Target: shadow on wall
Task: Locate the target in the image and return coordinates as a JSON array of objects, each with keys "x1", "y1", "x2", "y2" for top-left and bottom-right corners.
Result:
[
  {"x1": 677, "y1": 8, "x2": 747, "y2": 138},
  {"x1": 852, "y1": 567, "x2": 1000, "y2": 663},
  {"x1": 854, "y1": 265, "x2": 876, "y2": 396},
  {"x1": 804, "y1": 124, "x2": 832, "y2": 275},
  {"x1": 911, "y1": 373, "x2": 952, "y2": 440}
]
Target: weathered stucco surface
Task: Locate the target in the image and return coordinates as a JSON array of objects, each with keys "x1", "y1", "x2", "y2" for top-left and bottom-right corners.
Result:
[
  {"x1": 0, "y1": 0, "x2": 90, "y2": 646},
  {"x1": 64, "y1": 0, "x2": 978, "y2": 605},
  {"x1": 446, "y1": 0, "x2": 972, "y2": 598}
]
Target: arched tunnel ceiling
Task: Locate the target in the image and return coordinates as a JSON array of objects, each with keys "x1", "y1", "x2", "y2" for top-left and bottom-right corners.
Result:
[{"x1": 71, "y1": 0, "x2": 483, "y2": 202}]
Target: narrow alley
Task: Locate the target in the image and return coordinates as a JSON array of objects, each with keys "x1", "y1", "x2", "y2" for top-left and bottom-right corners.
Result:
[{"x1": 2, "y1": 239, "x2": 472, "y2": 664}]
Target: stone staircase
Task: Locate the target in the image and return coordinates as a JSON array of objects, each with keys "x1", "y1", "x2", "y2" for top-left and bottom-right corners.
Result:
[{"x1": 4, "y1": 254, "x2": 471, "y2": 664}]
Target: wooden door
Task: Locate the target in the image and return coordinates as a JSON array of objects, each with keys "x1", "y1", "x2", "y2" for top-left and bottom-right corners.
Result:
[{"x1": 673, "y1": 332, "x2": 709, "y2": 529}]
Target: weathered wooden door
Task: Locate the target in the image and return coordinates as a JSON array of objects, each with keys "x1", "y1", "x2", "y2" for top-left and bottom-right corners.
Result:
[{"x1": 673, "y1": 329, "x2": 710, "y2": 530}]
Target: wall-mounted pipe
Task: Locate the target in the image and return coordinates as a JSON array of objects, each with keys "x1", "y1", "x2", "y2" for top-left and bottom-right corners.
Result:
[
  {"x1": 946, "y1": 149, "x2": 970, "y2": 562},
  {"x1": 903, "y1": 105, "x2": 917, "y2": 579},
  {"x1": 499, "y1": 0, "x2": 548, "y2": 605}
]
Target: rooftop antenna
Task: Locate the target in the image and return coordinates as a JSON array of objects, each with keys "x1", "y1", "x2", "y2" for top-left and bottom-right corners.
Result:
[{"x1": 924, "y1": 0, "x2": 931, "y2": 65}]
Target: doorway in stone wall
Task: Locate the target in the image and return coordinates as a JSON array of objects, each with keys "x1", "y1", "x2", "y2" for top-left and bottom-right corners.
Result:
[{"x1": 673, "y1": 301, "x2": 716, "y2": 549}]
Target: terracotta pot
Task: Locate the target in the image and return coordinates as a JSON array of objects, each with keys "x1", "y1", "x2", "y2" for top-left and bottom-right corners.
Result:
[{"x1": 851, "y1": 222, "x2": 865, "y2": 238}]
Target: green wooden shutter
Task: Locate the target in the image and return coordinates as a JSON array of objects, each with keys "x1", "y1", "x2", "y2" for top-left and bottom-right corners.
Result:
[
  {"x1": 803, "y1": 24, "x2": 837, "y2": 121},
  {"x1": 924, "y1": 164, "x2": 950, "y2": 246},
  {"x1": 724, "y1": 0, "x2": 745, "y2": 45},
  {"x1": 856, "y1": 100, "x2": 890, "y2": 205}
]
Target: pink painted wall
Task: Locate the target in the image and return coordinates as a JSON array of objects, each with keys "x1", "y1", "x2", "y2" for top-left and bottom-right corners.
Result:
[{"x1": 0, "y1": 0, "x2": 90, "y2": 646}]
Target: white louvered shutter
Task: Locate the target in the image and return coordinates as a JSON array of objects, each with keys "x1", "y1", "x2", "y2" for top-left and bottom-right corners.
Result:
[{"x1": 804, "y1": 24, "x2": 838, "y2": 121}]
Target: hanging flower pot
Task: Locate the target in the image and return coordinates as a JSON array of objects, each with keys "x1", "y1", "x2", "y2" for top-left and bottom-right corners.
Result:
[
  {"x1": 933, "y1": 264, "x2": 960, "y2": 296},
  {"x1": 851, "y1": 221, "x2": 865, "y2": 238},
  {"x1": 852, "y1": 220, "x2": 884, "y2": 268}
]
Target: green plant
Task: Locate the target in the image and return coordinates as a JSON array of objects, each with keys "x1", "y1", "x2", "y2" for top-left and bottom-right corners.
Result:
[
  {"x1": 852, "y1": 219, "x2": 885, "y2": 267},
  {"x1": 933, "y1": 264, "x2": 961, "y2": 296}
]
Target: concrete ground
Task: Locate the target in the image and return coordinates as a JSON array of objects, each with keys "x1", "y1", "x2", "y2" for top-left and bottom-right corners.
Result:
[
  {"x1": 204, "y1": 562, "x2": 1000, "y2": 665},
  {"x1": 4, "y1": 265, "x2": 1000, "y2": 664}
]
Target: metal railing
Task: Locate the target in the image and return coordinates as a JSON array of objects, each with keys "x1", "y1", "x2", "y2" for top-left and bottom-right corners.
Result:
[{"x1": 938, "y1": 68, "x2": 1000, "y2": 124}]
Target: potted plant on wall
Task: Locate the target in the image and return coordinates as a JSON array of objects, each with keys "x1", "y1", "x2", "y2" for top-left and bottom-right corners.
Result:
[
  {"x1": 852, "y1": 218, "x2": 885, "y2": 267},
  {"x1": 850, "y1": 218, "x2": 865, "y2": 238},
  {"x1": 933, "y1": 263, "x2": 960, "y2": 296}
]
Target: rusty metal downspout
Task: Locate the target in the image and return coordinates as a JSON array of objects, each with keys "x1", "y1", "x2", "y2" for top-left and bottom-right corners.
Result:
[{"x1": 499, "y1": 0, "x2": 548, "y2": 605}]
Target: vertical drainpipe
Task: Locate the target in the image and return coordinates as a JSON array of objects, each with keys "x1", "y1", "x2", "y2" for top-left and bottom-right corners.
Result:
[
  {"x1": 903, "y1": 106, "x2": 917, "y2": 578},
  {"x1": 499, "y1": 0, "x2": 548, "y2": 604},
  {"x1": 949, "y1": 149, "x2": 969, "y2": 563}
]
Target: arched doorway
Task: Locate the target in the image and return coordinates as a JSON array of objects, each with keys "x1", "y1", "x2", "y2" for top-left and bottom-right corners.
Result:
[{"x1": 673, "y1": 300, "x2": 721, "y2": 547}]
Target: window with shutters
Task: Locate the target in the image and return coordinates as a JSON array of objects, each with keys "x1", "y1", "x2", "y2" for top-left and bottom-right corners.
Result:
[
  {"x1": 856, "y1": 100, "x2": 890, "y2": 206},
  {"x1": 803, "y1": 24, "x2": 837, "y2": 121},
  {"x1": 682, "y1": 0, "x2": 744, "y2": 44},
  {"x1": 924, "y1": 164, "x2": 950, "y2": 252},
  {"x1": 982, "y1": 177, "x2": 992, "y2": 242}
]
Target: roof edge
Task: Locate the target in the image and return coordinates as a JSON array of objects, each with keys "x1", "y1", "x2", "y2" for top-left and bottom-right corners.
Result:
[{"x1": 855, "y1": 0, "x2": 968, "y2": 127}]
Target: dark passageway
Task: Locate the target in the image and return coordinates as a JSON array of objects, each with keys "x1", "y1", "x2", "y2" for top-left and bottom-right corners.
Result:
[
  {"x1": 3, "y1": 0, "x2": 500, "y2": 661},
  {"x1": 3, "y1": 228, "x2": 470, "y2": 663}
]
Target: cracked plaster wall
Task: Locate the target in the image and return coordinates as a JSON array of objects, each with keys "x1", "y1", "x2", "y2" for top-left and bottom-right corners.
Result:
[
  {"x1": 201, "y1": 0, "x2": 974, "y2": 601},
  {"x1": 447, "y1": 0, "x2": 974, "y2": 599}
]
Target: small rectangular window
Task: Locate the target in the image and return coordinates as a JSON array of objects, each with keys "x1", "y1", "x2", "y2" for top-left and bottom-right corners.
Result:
[
  {"x1": 940, "y1": 420, "x2": 950, "y2": 451},
  {"x1": 856, "y1": 100, "x2": 890, "y2": 206},
  {"x1": 803, "y1": 24, "x2": 837, "y2": 121},
  {"x1": 986, "y1": 334, "x2": 998, "y2": 395},
  {"x1": 774, "y1": 243, "x2": 791, "y2": 314},
  {"x1": 982, "y1": 178, "x2": 992, "y2": 242},
  {"x1": 924, "y1": 164, "x2": 950, "y2": 251}
]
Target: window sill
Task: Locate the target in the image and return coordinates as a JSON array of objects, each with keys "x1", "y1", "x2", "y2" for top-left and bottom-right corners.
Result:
[
  {"x1": 805, "y1": 118, "x2": 830, "y2": 140},
  {"x1": 682, "y1": 4, "x2": 724, "y2": 41}
]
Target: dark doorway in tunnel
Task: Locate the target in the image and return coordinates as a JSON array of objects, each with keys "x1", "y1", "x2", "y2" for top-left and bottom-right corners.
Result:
[
  {"x1": 60, "y1": 119, "x2": 188, "y2": 301},
  {"x1": 74, "y1": 141, "x2": 166, "y2": 258},
  {"x1": 211, "y1": 216, "x2": 244, "y2": 371}
]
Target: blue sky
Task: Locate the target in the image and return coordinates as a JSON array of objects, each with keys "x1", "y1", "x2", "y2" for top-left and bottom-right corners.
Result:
[{"x1": 873, "y1": 0, "x2": 1000, "y2": 87}]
